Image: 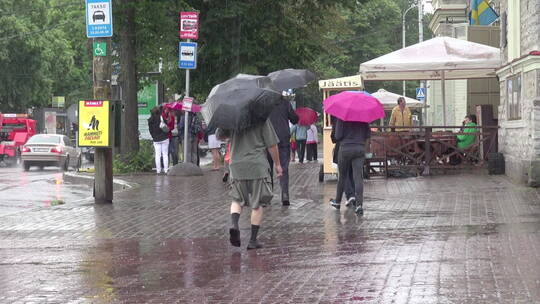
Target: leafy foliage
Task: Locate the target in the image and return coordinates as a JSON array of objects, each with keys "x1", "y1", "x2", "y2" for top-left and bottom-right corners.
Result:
[
  {"x1": 0, "y1": 0, "x2": 92, "y2": 112},
  {"x1": 113, "y1": 139, "x2": 155, "y2": 173}
]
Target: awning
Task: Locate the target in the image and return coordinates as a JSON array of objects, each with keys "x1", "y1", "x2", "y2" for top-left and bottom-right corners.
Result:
[
  {"x1": 359, "y1": 37, "x2": 500, "y2": 125},
  {"x1": 359, "y1": 36, "x2": 501, "y2": 81}
]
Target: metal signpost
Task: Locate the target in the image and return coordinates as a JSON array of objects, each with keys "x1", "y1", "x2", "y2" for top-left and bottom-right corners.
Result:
[
  {"x1": 86, "y1": 0, "x2": 113, "y2": 203},
  {"x1": 179, "y1": 12, "x2": 199, "y2": 163}
]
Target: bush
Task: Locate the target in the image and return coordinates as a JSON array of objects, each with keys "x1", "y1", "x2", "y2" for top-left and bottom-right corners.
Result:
[{"x1": 113, "y1": 140, "x2": 155, "y2": 174}]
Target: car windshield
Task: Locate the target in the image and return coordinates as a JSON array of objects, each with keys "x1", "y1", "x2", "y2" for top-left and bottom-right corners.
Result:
[{"x1": 27, "y1": 135, "x2": 61, "y2": 144}]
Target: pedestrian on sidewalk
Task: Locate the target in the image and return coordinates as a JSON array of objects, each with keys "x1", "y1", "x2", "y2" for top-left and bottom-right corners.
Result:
[
  {"x1": 268, "y1": 96, "x2": 299, "y2": 206},
  {"x1": 306, "y1": 124, "x2": 318, "y2": 162},
  {"x1": 178, "y1": 111, "x2": 202, "y2": 165},
  {"x1": 290, "y1": 124, "x2": 308, "y2": 163},
  {"x1": 330, "y1": 117, "x2": 370, "y2": 215},
  {"x1": 206, "y1": 125, "x2": 223, "y2": 170},
  {"x1": 164, "y1": 108, "x2": 180, "y2": 166},
  {"x1": 330, "y1": 116, "x2": 356, "y2": 207},
  {"x1": 148, "y1": 106, "x2": 170, "y2": 174},
  {"x1": 290, "y1": 123, "x2": 297, "y2": 162},
  {"x1": 218, "y1": 119, "x2": 283, "y2": 250}
]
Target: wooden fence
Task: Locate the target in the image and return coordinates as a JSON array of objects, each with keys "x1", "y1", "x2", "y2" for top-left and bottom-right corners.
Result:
[{"x1": 365, "y1": 125, "x2": 498, "y2": 176}]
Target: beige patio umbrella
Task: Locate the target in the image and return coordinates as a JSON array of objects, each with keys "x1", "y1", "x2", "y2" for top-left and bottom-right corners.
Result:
[
  {"x1": 359, "y1": 37, "x2": 500, "y2": 125},
  {"x1": 371, "y1": 89, "x2": 424, "y2": 110}
]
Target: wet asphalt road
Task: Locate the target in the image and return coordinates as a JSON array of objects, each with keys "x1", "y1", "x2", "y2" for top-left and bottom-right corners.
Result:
[{"x1": 0, "y1": 165, "x2": 92, "y2": 216}]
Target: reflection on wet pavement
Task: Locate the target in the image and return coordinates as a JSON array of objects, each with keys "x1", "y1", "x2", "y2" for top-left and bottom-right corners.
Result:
[
  {"x1": 0, "y1": 166, "x2": 92, "y2": 215},
  {"x1": 0, "y1": 163, "x2": 539, "y2": 303}
]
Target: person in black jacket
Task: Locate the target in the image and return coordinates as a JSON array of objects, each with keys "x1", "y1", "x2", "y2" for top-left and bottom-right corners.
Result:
[
  {"x1": 148, "y1": 106, "x2": 170, "y2": 174},
  {"x1": 268, "y1": 96, "x2": 299, "y2": 206},
  {"x1": 330, "y1": 117, "x2": 371, "y2": 215},
  {"x1": 330, "y1": 116, "x2": 356, "y2": 208}
]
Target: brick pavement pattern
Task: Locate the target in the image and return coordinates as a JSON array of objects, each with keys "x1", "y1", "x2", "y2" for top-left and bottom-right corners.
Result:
[{"x1": 1, "y1": 163, "x2": 540, "y2": 303}]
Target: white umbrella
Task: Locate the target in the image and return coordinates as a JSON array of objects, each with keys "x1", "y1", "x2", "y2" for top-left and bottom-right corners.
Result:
[
  {"x1": 371, "y1": 89, "x2": 424, "y2": 110},
  {"x1": 359, "y1": 37, "x2": 501, "y2": 125}
]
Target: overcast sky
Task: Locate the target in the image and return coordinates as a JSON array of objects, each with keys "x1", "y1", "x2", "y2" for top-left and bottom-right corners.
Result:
[{"x1": 423, "y1": 0, "x2": 434, "y2": 13}]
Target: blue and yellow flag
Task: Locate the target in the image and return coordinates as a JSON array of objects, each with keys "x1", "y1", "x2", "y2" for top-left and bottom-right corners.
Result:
[{"x1": 470, "y1": 0, "x2": 499, "y2": 25}]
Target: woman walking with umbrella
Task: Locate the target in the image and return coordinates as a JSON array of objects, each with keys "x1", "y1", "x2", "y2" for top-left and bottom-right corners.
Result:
[{"x1": 324, "y1": 91, "x2": 385, "y2": 215}]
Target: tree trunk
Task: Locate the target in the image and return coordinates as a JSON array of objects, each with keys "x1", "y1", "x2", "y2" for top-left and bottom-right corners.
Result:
[{"x1": 119, "y1": 0, "x2": 139, "y2": 155}]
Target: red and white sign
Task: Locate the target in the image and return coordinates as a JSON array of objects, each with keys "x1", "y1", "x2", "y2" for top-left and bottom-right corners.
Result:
[
  {"x1": 85, "y1": 100, "x2": 104, "y2": 107},
  {"x1": 182, "y1": 97, "x2": 194, "y2": 111},
  {"x1": 179, "y1": 12, "x2": 199, "y2": 40}
]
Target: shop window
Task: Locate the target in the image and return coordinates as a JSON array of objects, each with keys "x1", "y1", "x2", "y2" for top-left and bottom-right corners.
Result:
[{"x1": 507, "y1": 74, "x2": 521, "y2": 120}]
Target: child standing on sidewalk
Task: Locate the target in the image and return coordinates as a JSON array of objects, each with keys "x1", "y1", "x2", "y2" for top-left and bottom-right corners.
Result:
[{"x1": 306, "y1": 124, "x2": 318, "y2": 162}]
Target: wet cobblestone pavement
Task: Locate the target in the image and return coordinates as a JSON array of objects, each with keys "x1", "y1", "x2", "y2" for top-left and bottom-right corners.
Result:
[{"x1": 1, "y1": 163, "x2": 539, "y2": 303}]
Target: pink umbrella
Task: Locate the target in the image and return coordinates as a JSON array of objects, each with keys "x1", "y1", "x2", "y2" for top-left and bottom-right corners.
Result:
[
  {"x1": 295, "y1": 107, "x2": 318, "y2": 126},
  {"x1": 323, "y1": 91, "x2": 385, "y2": 123},
  {"x1": 164, "y1": 101, "x2": 202, "y2": 112}
]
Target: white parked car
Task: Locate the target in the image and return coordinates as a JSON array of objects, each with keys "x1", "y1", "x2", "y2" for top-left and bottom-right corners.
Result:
[{"x1": 20, "y1": 134, "x2": 81, "y2": 171}]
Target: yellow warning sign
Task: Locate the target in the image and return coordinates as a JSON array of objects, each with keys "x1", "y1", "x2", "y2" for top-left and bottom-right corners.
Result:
[{"x1": 78, "y1": 100, "x2": 110, "y2": 147}]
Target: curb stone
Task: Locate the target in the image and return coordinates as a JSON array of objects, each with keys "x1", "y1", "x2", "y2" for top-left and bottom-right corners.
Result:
[{"x1": 63, "y1": 171, "x2": 137, "y2": 193}]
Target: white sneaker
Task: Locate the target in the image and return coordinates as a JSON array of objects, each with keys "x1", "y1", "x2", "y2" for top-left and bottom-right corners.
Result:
[{"x1": 345, "y1": 197, "x2": 356, "y2": 207}]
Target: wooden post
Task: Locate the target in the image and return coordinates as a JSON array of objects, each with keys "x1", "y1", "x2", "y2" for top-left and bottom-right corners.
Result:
[
  {"x1": 423, "y1": 127, "x2": 432, "y2": 176},
  {"x1": 93, "y1": 37, "x2": 113, "y2": 204}
]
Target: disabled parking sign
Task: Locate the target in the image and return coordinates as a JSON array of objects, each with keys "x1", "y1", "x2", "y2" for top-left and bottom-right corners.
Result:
[{"x1": 86, "y1": 0, "x2": 113, "y2": 38}]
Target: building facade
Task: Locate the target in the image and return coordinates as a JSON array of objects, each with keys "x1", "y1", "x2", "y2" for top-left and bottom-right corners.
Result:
[{"x1": 496, "y1": 0, "x2": 540, "y2": 186}]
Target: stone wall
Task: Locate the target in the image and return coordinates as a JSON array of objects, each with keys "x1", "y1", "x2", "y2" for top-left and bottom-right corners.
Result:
[
  {"x1": 497, "y1": 0, "x2": 540, "y2": 186},
  {"x1": 498, "y1": 76, "x2": 530, "y2": 184},
  {"x1": 499, "y1": 0, "x2": 508, "y2": 63},
  {"x1": 521, "y1": 0, "x2": 540, "y2": 53},
  {"x1": 498, "y1": 69, "x2": 540, "y2": 185}
]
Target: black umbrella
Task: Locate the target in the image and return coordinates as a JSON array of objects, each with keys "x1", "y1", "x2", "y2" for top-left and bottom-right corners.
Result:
[
  {"x1": 202, "y1": 74, "x2": 282, "y2": 131},
  {"x1": 267, "y1": 69, "x2": 317, "y2": 92}
]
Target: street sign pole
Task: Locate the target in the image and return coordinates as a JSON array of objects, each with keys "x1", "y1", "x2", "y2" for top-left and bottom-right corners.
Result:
[
  {"x1": 92, "y1": 37, "x2": 113, "y2": 204},
  {"x1": 86, "y1": 0, "x2": 113, "y2": 203},
  {"x1": 183, "y1": 39, "x2": 191, "y2": 163},
  {"x1": 179, "y1": 12, "x2": 198, "y2": 164}
]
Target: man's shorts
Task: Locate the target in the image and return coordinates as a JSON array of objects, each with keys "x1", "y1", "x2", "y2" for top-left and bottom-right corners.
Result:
[{"x1": 229, "y1": 177, "x2": 273, "y2": 209}]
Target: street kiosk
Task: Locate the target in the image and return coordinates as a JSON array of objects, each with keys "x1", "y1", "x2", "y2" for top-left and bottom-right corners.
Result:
[{"x1": 318, "y1": 75, "x2": 363, "y2": 181}]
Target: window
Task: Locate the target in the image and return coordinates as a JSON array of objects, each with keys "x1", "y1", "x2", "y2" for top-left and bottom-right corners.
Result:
[
  {"x1": 27, "y1": 135, "x2": 61, "y2": 144},
  {"x1": 507, "y1": 74, "x2": 521, "y2": 120}
]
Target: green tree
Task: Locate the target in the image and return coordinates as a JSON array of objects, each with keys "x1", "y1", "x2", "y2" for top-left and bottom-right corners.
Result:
[{"x1": 0, "y1": 0, "x2": 92, "y2": 112}]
